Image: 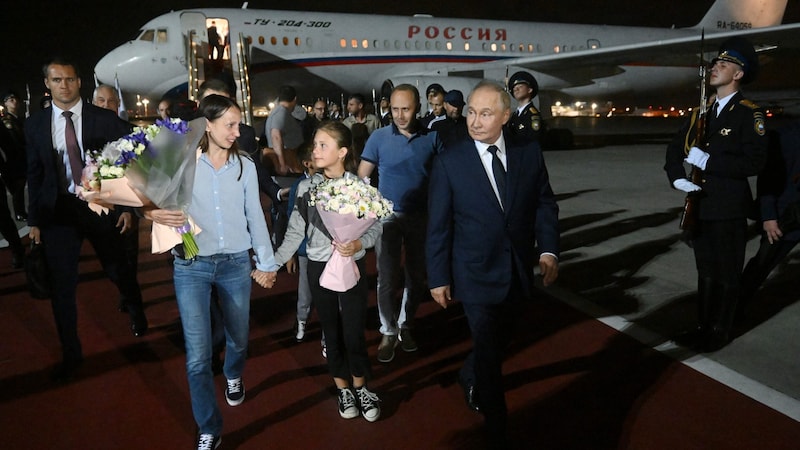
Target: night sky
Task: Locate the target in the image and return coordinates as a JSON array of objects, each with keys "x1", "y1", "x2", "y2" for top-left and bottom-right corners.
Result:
[{"x1": 2, "y1": 0, "x2": 798, "y2": 107}]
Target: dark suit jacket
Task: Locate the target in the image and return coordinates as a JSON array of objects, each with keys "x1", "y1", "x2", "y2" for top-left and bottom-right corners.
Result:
[
  {"x1": 757, "y1": 122, "x2": 800, "y2": 240},
  {"x1": 25, "y1": 102, "x2": 132, "y2": 227},
  {"x1": 665, "y1": 92, "x2": 767, "y2": 220},
  {"x1": 426, "y1": 133, "x2": 559, "y2": 304}
]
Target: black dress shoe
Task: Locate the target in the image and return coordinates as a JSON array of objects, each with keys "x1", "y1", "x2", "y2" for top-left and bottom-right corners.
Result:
[
  {"x1": 673, "y1": 327, "x2": 708, "y2": 349},
  {"x1": 458, "y1": 375, "x2": 480, "y2": 412},
  {"x1": 50, "y1": 358, "x2": 83, "y2": 382},
  {"x1": 11, "y1": 250, "x2": 24, "y2": 270},
  {"x1": 129, "y1": 309, "x2": 149, "y2": 337}
]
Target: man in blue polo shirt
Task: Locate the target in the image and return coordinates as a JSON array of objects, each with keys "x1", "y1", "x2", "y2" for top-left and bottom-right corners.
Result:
[{"x1": 358, "y1": 84, "x2": 443, "y2": 363}]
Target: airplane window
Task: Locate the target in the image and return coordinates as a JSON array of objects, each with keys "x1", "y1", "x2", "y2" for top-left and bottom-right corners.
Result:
[
  {"x1": 351, "y1": 39, "x2": 358, "y2": 48},
  {"x1": 384, "y1": 40, "x2": 390, "y2": 48},
  {"x1": 435, "y1": 41, "x2": 442, "y2": 50},
  {"x1": 425, "y1": 41, "x2": 431, "y2": 50},
  {"x1": 482, "y1": 43, "x2": 487, "y2": 51},
  {"x1": 554, "y1": 45, "x2": 560, "y2": 53},
  {"x1": 157, "y1": 29, "x2": 168, "y2": 43},
  {"x1": 464, "y1": 42, "x2": 470, "y2": 51},
  {"x1": 395, "y1": 40, "x2": 400, "y2": 49},
  {"x1": 405, "y1": 41, "x2": 411, "y2": 50},
  {"x1": 283, "y1": 37, "x2": 289, "y2": 46},
  {"x1": 306, "y1": 37, "x2": 313, "y2": 47},
  {"x1": 415, "y1": 41, "x2": 421, "y2": 49},
  {"x1": 271, "y1": 36, "x2": 277, "y2": 45},
  {"x1": 490, "y1": 43, "x2": 497, "y2": 52},
  {"x1": 373, "y1": 40, "x2": 379, "y2": 48},
  {"x1": 139, "y1": 29, "x2": 155, "y2": 42},
  {"x1": 501, "y1": 43, "x2": 507, "y2": 51},
  {"x1": 295, "y1": 37, "x2": 301, "y2": 46},
  {"x1": 362, "y1": 39, "x2": 368, "y2": 49},
  {"x1": 340, "y1": 38, "x2": 346, "y2": 48},
  {"x1": 446, "y1": 42, "x2": 452, "y2": 51},
  {"x1": 259, "y1": 36, "x2": 265, "y2": 45},
  {"x1": 529, "y1": 44, "x2": 534, "y2": 53}
]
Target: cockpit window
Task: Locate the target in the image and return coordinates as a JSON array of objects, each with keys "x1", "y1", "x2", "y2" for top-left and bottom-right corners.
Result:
[
  {"x1": 157, "y1": 29, "x2": 168, "y2": 43},
  {"x1": 138, "y1": 29, "x2": 155, "y2": 42}
]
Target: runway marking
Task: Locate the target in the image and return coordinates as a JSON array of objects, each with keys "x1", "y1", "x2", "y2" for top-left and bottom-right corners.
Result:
[{"x1": 548, "y1": 285, "x2": 800, "y2": 422}]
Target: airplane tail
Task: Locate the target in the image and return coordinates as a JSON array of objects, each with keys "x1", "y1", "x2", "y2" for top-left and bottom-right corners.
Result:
[{"x1": 693, "y1": 0, "x2": 787, "y2": 30}]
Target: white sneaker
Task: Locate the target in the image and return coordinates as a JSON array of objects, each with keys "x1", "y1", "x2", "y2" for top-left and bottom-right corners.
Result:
[{"x1": 296, "y1": 320, "x2": 306, "y2": 342}]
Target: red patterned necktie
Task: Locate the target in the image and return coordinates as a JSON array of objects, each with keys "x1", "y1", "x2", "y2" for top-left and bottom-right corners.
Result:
[{"x1": 62, "y1": 111, "x2": 83, "y2": 186}]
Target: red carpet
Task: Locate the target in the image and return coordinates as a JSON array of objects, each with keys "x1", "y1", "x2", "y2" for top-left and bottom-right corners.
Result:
[{"x1": 1, "y1": 224, "x2": 799, "y2": 449}]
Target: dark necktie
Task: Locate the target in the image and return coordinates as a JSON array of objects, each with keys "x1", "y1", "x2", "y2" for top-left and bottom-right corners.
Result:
[
  {"x1": 62, "y1": 111, "x2": 83, "y2": 186},
  {"x1": 487, "y1": 145, "x2": 506, "y2": 208},
  {"x1": 709, "y1": 101, "x2": 718, "y2": 127}
]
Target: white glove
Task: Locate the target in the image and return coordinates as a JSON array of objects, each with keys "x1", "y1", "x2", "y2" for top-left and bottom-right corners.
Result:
[
  {"x1": 685, "y1": 146, "x2": 710, "y2": 170},
  {"x1": 673, "y1": 178, "x2": 701, "y2": 193}
]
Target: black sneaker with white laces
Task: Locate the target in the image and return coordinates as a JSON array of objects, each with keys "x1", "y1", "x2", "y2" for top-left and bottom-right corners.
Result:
[
  {"x1": 356, "y1": 385, "x2": 381, "y2": 422},
  {"x1": 197, "y1": 433, "x2": 221, "y2": 450},
  {"x1": 225, "y1": 377, "x2": 245, "y2": 406},
  {"x1": 337, "y1": 387, "x2": 359, "y2": 419}
]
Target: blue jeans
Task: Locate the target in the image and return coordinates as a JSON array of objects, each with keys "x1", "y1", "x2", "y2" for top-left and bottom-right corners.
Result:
[{"x1": 173, "y1": 251, "x2": 252, "y2": 435}]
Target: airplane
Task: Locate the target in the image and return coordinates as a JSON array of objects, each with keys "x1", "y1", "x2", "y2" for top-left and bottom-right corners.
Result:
[{"x1": 94, "y1": 0, "x2": 800, "y2": 124}]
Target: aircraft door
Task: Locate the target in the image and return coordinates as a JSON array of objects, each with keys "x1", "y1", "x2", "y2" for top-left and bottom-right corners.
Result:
[{"x1": 180, "y1": 11, "x2": 209, "y2": 101}]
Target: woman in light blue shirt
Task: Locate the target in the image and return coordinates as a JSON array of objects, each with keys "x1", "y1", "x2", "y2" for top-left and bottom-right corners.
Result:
[{"x1": 146, "y1": 95, "x2": 278, "y2": 450}]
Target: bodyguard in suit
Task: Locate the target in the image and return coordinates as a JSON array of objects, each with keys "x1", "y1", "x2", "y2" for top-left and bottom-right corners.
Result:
[
  {"x1": 664, "y1": 37, "x2": 767, "y2": 352},
  {"x1": 26, "y1": 57, "x2": 148, "y2": 381},
  {"x1": 739, "y1": 122, "x2": 800, "y2": 317},
  {"x1": 427, "y1": 80, "x2": 559, "y2": 445}
]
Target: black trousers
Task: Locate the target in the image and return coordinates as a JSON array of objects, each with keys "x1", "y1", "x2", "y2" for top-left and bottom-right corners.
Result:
[
  {"x1": 460, "y1": 272, "x2": 524, "y2": 441},
  {"x1": 0, "y1": 177, "x2": 22, "y2": 252},
  {"x1": 692, "y1": 218, "x2": 746, "y2": 334},
  {"x1": 42, "y1": 195, "x2": 143, "y2": 362},
  {"x1": 307, "y1": 258, "x2": 371, "y2": 382},
  {"x1": 741, "y1": 235, "x2": 799, "y2": 303}
]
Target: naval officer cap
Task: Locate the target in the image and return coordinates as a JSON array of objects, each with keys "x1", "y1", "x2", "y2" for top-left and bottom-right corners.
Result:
[
  {"x1": 712, "y1": 37, "x2": 759, "y2": 84},
  {"x1": 508, "y1": 71, "x2": 539, "y2": 97}
]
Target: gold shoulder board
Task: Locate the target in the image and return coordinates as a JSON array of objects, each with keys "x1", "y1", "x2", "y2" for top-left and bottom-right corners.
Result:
[{"x1": 739, "y1": 99, "x2": 759, "y2": 109}]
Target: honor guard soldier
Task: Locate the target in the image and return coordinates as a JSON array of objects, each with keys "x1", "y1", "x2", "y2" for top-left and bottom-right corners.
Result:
[
  {"x1": 506, "y1": 71, "x2": 545, "y2": 145},
  {"x1": 664, "y1": 37, "x2": 767, "y2": 352}
]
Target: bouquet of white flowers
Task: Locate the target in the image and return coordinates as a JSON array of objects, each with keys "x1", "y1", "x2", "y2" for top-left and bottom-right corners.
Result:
[
  {"x1": 81, "y1": 117, "x2": 206, "y2": 257},
  {"x1": 309, "y1": 176, "x2": 393, "y2": 292}
]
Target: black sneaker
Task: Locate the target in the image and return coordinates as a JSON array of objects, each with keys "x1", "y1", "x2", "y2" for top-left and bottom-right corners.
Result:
[
  {"x1": 356, "y1": 386, "x2": 381, "y2": 422},
  {"x1": 225, "y1": 377, "x2": 245, "y2": 406},
  {"x1": 197, "y1": 433, "x2": 221, "y2": 450},
  {"x1": 337, "y1": 387, "x2": 359, "y2": 419}
]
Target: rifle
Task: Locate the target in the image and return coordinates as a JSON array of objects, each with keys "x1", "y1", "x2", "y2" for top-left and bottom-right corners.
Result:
[{"x1": 679, "y1": 30, "x2": 709, "y2": 232}]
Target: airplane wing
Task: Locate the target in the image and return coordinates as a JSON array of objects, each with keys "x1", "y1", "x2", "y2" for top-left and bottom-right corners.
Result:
[{"x1": 449, "y1": 23, "x2": 800, "y2": 89}]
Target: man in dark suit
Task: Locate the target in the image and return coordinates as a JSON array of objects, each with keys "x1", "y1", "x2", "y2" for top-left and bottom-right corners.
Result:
[
  {"x1": 427, "y1": 80, "x2": 559, "y2": 445},
  {"x1": 26, "y1": 57, "x2": 147, "y2": 381},
  {"x1": 738, "y1": 122, "x2": 800, "y2": 318},
  {"x1": 664, "y1": 37, "x2": 767, "y2": 352}
]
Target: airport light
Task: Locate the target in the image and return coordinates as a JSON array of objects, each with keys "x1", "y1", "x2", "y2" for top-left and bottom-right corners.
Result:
[{"x1": 142, "y1": 98, "x2": 150, "y2": 116}]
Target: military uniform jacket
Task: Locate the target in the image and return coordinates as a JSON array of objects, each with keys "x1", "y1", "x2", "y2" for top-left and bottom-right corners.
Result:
[
  {"x1": 506, "y1": 102, "x2": 544, "y2": 144},
  {"x1": 664, "y1": 92, "x2": 767, "y2": 220}
]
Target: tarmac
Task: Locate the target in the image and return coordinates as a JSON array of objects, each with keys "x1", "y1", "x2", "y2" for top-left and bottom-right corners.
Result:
[{"x1": 3, "y1": 115, "x2": 799, "y2": 423}]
